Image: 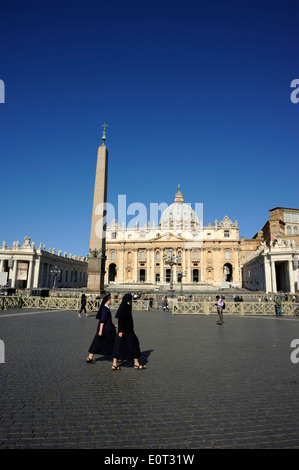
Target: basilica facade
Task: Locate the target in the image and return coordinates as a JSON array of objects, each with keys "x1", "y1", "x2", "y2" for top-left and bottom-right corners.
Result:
[{"x1": 104, "y1": 187, "x2": 242, "y2": 289}]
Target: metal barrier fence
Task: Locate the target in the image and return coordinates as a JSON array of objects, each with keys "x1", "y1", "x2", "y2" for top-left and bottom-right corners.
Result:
[
  {"x1": 1, "y1": 296, "x2": 298, "y2": 317},
  {"x1": 0, "y1": 296, "x2": 149, "y2": 312},
  {"x1": 172, "y1": 301, "x2": 299, "y2": 317}
]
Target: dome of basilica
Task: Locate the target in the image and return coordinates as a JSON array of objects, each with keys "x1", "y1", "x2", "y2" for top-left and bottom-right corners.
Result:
[{"x1": 159, "y1": 186, "x2": 200, "y2": 231}]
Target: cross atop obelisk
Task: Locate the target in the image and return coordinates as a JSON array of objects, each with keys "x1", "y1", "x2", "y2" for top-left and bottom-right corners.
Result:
[
  {"x1": 101, "y1": 123, "x2": 108, "y2": 144},
  {"x1": 87, "y1": 123, "x2": 109, "y2": 294}
]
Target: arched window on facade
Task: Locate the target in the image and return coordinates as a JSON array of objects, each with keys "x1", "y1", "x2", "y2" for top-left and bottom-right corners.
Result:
[
  {"x1": 108, "y1": 264, "x2": 117, "y2": 282},
  {"x1": 287, "y1": 226, "x2": 292, "y2": 235},
  {"x1": 111, "y1": 251, "x2": 116, "y2": 260},
  {"x1": 225, "y1": 250, "x2": 230, "y2": 260}
]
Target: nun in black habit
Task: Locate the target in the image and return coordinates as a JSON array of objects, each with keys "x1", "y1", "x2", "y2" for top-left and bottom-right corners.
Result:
[
  {"x1": 86, "y1": 294, "x2": 116, "y2": 363},
  {"x1": 112, "y1": 293, "x2": 146, "y2": 370}
]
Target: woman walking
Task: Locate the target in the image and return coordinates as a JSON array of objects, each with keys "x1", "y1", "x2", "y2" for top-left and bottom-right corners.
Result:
[
  {"x1": 112, "y1": 293, "x2": 146, "y2": 371},
  {"x1": 86, "y1": 294, "x2": 116, "y2": 363},
  {"x1": 78, "y1": 293, "x2": 88, "y2": 317}
]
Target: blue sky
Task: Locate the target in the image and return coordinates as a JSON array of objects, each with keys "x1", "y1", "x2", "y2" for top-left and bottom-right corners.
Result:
[{"x1": 0, "y1": 0, "x2": 298, "y2": 257}]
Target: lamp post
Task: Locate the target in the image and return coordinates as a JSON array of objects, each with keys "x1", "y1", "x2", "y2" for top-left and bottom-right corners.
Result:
[
  {"x1": 163, "y1": 250, "x2": 181, "y2": 297},
  {"x1": 50, "y1": 266, "x2": 61, "y2": 290}
]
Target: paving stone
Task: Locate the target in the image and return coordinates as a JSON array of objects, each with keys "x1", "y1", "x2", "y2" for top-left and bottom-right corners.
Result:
[{"x1": 1, "y1": 308, "x2": 299, "y2": 448}]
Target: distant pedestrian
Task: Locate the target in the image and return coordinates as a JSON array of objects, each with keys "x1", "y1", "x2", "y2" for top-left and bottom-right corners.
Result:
[
  {"x1": 18, "y1": 294, "x2": 24, "y2": 309},
  {"x1": 215, "y1": 295, "x2": 224, "y2": 325},
  {"x1": 78, "y1": 293, "x2": 88, "y2": 317},
  {"x1": 86, "y1": 294, "x2": 116, "y2": 363},
  {"x1": 275, "y1": 297, "x2": 282, "y2": 317},
  {"x1": 162, "y1": 296, "x2": 169, "y2": 311},
  {"x1": 112, "y1": 293, "x2": 146, "y2": 371}
]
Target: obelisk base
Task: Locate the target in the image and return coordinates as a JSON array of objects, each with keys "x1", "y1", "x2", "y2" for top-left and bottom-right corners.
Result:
[{"x1": 87, "y1": 258, "x2": 106, "y2": 295}]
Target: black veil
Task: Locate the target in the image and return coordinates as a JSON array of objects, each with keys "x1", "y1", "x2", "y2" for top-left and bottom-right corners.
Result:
[
  {"x1": 115, "y1": 293, "x2": 132, "y2": 319},
  {"x1": 96, "y1": 294, "x2": 111, "y2": 320}
]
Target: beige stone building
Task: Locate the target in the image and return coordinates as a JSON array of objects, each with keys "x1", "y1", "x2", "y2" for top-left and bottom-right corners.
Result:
[
  {"x1": 0, "y1": 236, "x2": 88, "y2": 290},
  {"x1": 242, "y1": 207, "x2": 299, "y2": 293},
  {"x1": 104, "y1": 187, "x2": 242, "y2": 290}
]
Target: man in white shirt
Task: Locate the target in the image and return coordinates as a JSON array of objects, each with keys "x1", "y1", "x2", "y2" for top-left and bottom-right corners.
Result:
[{"x1": 215, "y1": 295, "x2": 224, "y2": 325}]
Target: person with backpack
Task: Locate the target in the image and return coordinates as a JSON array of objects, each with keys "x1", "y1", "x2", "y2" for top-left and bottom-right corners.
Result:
[
  {"x1": 162, "y1": 296, "x2": 169, "y2": 311},
  {"x1": 275, "y1": 296, "x2": 282, "y2": 317},
  {"x1": 215, "y1": 295, "x2": 225, "y2": 325}
]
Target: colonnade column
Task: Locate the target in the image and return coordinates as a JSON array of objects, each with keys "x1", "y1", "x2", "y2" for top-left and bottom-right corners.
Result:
[
  {"x1": 288, "y1": 259, "x2": 294, "y2": 293},
  {"x1": 11, "y1": 259, "x2": 18, "y2": 288},
  {"x1": 27, "y1": 259, "x2": 34, "y2": 289},
  {"x1": 270, "y1": 260, "x2": 277, "y2": 293}
]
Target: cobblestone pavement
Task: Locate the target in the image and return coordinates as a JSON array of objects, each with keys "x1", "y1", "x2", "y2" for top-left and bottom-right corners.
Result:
[{"x1": 1, "y1": 307, "x2": 299, "y2": 449}]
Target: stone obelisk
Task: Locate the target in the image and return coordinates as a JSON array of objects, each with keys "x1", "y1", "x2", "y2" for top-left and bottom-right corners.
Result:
[{"x1": 87, "y1": 124, "x2": 108, "y2": 294}]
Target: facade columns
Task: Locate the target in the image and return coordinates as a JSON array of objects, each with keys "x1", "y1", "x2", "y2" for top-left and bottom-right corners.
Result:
[
  {"x1": 271, "y1": 260, "x2": 277, "y2": 293},
  {"x1": 288, "y1": 259, "x2": 294, "y2": 293},
  {"x1": 33, "y1": 259, "x2": 41, "y2": 288},
  {"x1": 11, "y1": 259, "x2": 18, "y2": 288},
  {"x1": 160, "y1": 251, "x2": 164, "y2": 282},
  {"x1": 186, "y1": 249, "x2": 191, "y2": 283},
  {"x1": 182, "y1": 249, "x2": 187, "y2": 284},
  {"x1": 151, "y1": 249, "x2": 155, "y2": 283},
  {"x1": 146, "y1": 249, "x2": 150, "y2": 283},
  {"x1": 119, "y1": 248, "x2": 125, "y2": 283},
  {"x1": 27, "y1": 259, "x2": 33, "y2": 289},
  {"x1": 215, "y1": 248, "x2": 221, "y2": 282},
  {"x1": 173, "y1": 249, "x2": 177, "y2": 283},
  {"x1": 264, "y1": 256, "x2": 272, "y2": 293},
  {"x1": 233, "y1": 248, "x2": 239, "y2": 283},
  {"x1": 133, "y1": 249, "x2": 138, "y2": 283},
  {"x1": 200, "y1": 249, "x2": 204, "y2": 282}
]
